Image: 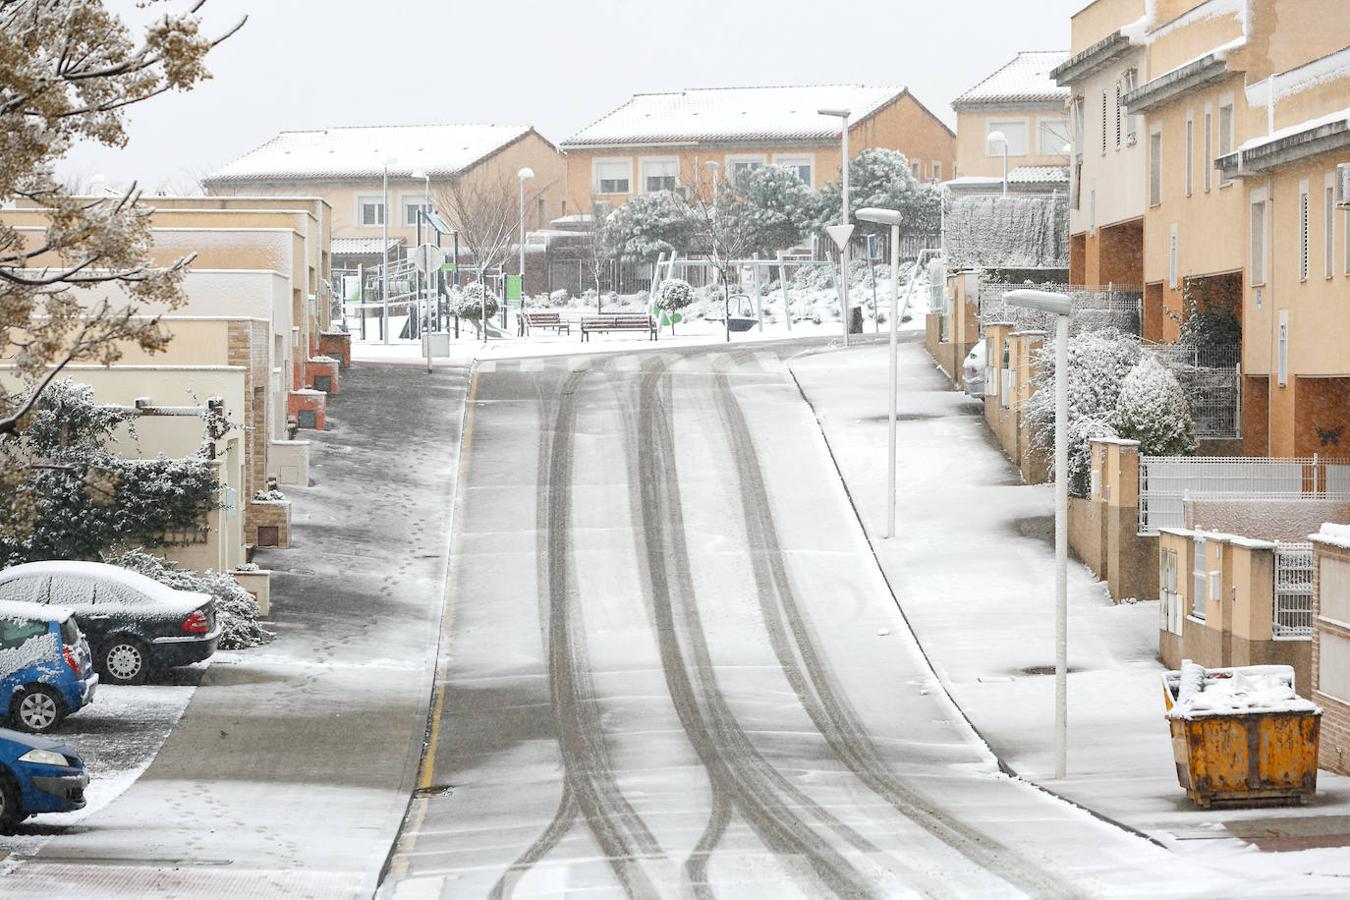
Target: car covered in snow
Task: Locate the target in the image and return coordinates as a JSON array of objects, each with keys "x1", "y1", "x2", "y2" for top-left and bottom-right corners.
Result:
[
  {"x1": 962, "y1": 339, "x2": 987, "y2": 398},
  {"x1": 0, "y1": 601, "x2": 97, "y2": 733},
  {"x1": 0, "y1": 726, "x2": 88, "y2": 832},
  {"x1": 0, "y1": 562, "x2": 220, "y2": 686}
]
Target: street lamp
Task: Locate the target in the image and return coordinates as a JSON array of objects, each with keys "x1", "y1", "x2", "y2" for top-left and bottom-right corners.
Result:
[
  {"x1": 381, "y1": 156, "x2": 398, "y2": 345},
  {"x1": 987, "y1": 130, "x2": 1009, "y2": 197},
  {"x1": 518, "y1": 167, "x2": 534, "y2": 328},
  {"x1": 857, "y1": 207, "x2": 903, "y2": 539},
  {"x1": 411, "y1": 168, "x2": 434, "y2": 372},
  {"x1": 819, "y1": 107, "x2": 852, "y2": 346},
  {"x1": 1003, "y1": 287, "x2": 1073, "y2": 780}
]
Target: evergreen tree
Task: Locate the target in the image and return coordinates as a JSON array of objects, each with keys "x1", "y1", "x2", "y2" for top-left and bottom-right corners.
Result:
[{"x1": 1114, "y1": 356, "x2": 1198, "y2": 456}]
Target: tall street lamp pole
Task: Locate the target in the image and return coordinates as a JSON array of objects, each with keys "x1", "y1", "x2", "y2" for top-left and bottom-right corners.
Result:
[
  {"x1": 819, "y1": 107, "x2": 852, "y2": 346},
  {"x1": 987, "y1": 130, "x2": 1009, "y2": 197},
  {"x1": 857, "y1": 208, "x2": 903, "y2": 538},
  {"x1": 1003, "y1": 288, "x2": 1073, "y2": 780},
  {"x1": 518, "y1": 167, "x2": 534, "y2": 329}
]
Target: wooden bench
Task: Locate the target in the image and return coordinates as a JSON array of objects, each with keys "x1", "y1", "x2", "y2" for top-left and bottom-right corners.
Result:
[
  {"x1": 579, "y1": 313, "x2": 658, "y2": 342},
  {"x1": 520, "y1": 311, "x2": 571, "y2": 336}
]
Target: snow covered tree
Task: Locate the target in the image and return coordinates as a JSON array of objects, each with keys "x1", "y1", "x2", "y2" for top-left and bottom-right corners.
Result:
[
  {"x1": 813, "y1": 148, "x2": 942, "y2": 240},
  {"x1": 0, "y1": 0, "x2": 241, "y2": 443},
  {"x1": 681, "y1": 170, "x2": 759, "y2": 342},
  {"x1": 1023, "y1": 329, "x2": 1140, "y2": 494},
  {"x1": 448, "y1": 283, "x2": 499, "y2": 336},
  {"x1": 1114, "y1": 356, "x2": 1197, "y2": 457},
  {"x1": 654, "y1": 278, "x2": 694, "y2": 312},
  {"x1": 0, "y1": 379, "x2": 223, "y2": 566},
  {"x1": 721, "y1": 165, "x2": 814, "y2": 257},
  {"x1": 601, "y1": 191, "x2": 691, "y2": 263}
]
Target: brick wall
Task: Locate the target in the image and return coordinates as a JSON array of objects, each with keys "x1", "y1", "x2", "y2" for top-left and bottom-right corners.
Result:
[
  {"x1": 227, "y1": 320, "x2": 273, "y2": 545},
  {"x1": 248, "y1": 499, "x2": 291, "y2": 549}
]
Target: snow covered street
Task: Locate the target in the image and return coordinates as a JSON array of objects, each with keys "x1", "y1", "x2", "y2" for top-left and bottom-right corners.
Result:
[{"x1": 378, "y1": 340, "x2": 1250, "y2": 898}]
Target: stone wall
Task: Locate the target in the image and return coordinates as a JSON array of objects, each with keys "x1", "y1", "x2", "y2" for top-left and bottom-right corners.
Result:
[{"x1": 248, "y1": 499, "x2": 291, "y2": 549}]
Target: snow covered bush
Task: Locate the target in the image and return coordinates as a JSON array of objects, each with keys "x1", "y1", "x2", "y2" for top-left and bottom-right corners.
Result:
[
  {"x1": 549, "y1": 289, "x2": 570, "y2": 306},
  {"x1": 654, "y1": 278, "x2": 695, "y2": 312},
  {"x1": 1023, "y1": 329, "x2": 1140, "y2": 496},
  {"x1": 601, "y1": 191, "x2": 692, "y2": 262},
  {"x1": 0, "y1": 379, "x2": 223, "y2": 567},
  {"x1": 103, "y1": 549, "x2": 272, "y2": 650},
  {"x1": 448, "y1": 283, "x2": 499, "y2": 327},
  {"x1": 1067, "y1": 416, "x2": 1118, "y2": 497},
  {"x1": 1114, "y1": 356, "x2": 1197, "y2": 457}
]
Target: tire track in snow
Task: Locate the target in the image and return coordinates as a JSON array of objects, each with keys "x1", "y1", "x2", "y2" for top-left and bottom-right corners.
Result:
[
  {"x1": 491, "y1": 367, "x2": 671, "y2": 899},
  {"x1": 710, "y1": 361, "x2": 1080, "y2": 900}
]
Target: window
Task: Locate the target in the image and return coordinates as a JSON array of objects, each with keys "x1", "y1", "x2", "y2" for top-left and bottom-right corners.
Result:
[
  {"x1": 640, "y1": 158, "x2": 678, "y2": 193},
  {"x1": 1161, "y1": 547, "x2": 1182, "y2": 635},
  {"x1": 402, "y1": 196, "x2": 431, "y2": 227},
  {"x1": 773, "y1": 154, "x2": 814, "y2": 185},
  {"x1": 1101, "y1": 91, "x2": 1108, "y2": 154},
  {"x1": 1251, "y1": 195, "x2": 1267, "y2": 285},
  {"x1": 1192, "y1": 537, "x2": 1207, "y2": 619},
  {"x1": 1299, "y1": 180, "x2": 1310, "y2": 281},
  {"x1": 1184, "y1": 114, "x2": 1194, "y2": 197},
  {"x1": 931, "y1": 161, "x2": 942, "y2": 181},
  {"x1": 47, "y1": 576, "x2": 94, "y2": 607},
  {"x1": 1072, "y1": 95, "x2": 1085, "y2": 151},
  {"x1": 911, "y1": 160, "x2": 922, "y2": 179},
  {"x1": 728, "y1": 155, "x2": 766, "y2": 181},
  {"x1": 1327, "y1": 180, "x2": 1336, "y2": 279},
  {"x1": 1149, "y1": 126, "x2": 1162, "y2": 206},
  {"x1": 1218, "y1": 99, "x2": 1234, "y2": 186},
  {"x1": 988, "y1": 120, "x2": 1028, "y2": 156},
  {"x1": 1038, "y1": 119, "x2": 1070, "y2": 155},
  {"x1": 1203, "y1": 106, "x2": 1213, "y2": 192},
  {"x1": 0, "y1": 578, "x2": 35, "y2": 603},
  {"x1": 594, "y1": 159, "x2": 631, "y2": 194},
  {"x1": 358, "y1": 196, "x2": 385, "y2": 227},
  {"x1": 1114, "y1": 82, "x2": 1122, "y2": 148},
  {"x1": 1123, "y1": 68, "x2": 1139, "y2": 143},
  {"x1": 0, "y1": 617, "x2": 47, "y2": 652}
]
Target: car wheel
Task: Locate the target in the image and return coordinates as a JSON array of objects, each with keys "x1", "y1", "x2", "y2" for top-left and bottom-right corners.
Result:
[
  {"x1": 100, "y1": 638, "x2": 149, "y2": 686},
  {"x1": 0, "y1": 771, "x2": 19, "y2": 834},
  {"x1": 12, "y1": 685, "x2": 65, "y2": 734}
]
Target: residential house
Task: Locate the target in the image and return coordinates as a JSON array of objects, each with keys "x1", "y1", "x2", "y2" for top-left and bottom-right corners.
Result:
[
  {"x1": 558, "y1": 84, "x2": 956, "y2": 217},
  {"x1": 202, "y1": 123, "x2": 565, "y2": 252},
  {"x1": 1053, "y1": 3, "x2": 1148, "y2": 288},
  {"x1": 948, "y1": 50, "x2": 1071, "y2": 195}
]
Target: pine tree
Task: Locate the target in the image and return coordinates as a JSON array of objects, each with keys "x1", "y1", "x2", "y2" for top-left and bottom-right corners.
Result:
[{"x1": 1114, "y1": 356, "x2": 1198, "y2": 456}]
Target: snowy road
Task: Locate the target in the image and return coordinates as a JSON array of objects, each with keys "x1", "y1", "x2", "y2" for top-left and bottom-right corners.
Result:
[{"x1": 380, "y1": 342, "x2": 1221, "y2": 899}]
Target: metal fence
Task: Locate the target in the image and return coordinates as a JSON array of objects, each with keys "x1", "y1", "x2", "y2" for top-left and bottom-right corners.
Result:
[
  {"x1": 979, "y1": 282, "x2": 1143, "y2": 335},
  {"x1": 1138, "y1": 455, "x2": 1350, "y2": 533},
  {"x1": 1143, "y1": 342, "x2": 1241, "y2": 439},
  {"x1": 1274, "y1": 541, "x2": 1315, "y2": 638}
]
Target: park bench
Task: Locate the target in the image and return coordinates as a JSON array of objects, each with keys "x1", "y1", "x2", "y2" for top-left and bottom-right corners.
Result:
[
  {"x1": 520, "y1": 311, "x2": 571, "y2": 336},
  {"x1": 579, "y1": 313, "x2": 658, "y2": 342}
]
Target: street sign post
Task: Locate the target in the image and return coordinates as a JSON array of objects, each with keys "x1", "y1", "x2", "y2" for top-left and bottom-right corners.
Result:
[{"x1": 825, "y1": 225, "x2": 855, "y2": 345}]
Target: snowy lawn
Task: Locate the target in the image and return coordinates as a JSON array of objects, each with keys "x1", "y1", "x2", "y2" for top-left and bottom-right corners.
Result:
[{"x1": 788, "y1": 338, "x2": 1350, "y2": 891}]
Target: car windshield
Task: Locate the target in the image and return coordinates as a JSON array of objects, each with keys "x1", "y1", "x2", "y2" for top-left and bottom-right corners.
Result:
[{"x1": 60, "y1": 616, "x2": 81, "y2": 646}]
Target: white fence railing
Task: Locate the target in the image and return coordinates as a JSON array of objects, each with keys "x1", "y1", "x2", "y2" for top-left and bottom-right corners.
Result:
[
  {"x1": 1138, "y1": 455, "x2": 1350, "y2": 534},
  {"x1": 1274, "y1": 541, "x2": 1315, "y2": 639}
]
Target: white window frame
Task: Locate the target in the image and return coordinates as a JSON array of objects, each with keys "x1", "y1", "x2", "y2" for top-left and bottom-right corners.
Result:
[
  {"x1": 1149, "y1": 124, "x2": 1163, "y2": 207},
  {"x1": 592, "y1": 157, "x2": 633, "y2": 195},
  {"x1": 987, "y1": 118, "x2": 1029, "y2": 157},
  {"x1": 1191, "y1": 536, "x2": 1207, "y2": 620},
  {"x1": 1251, "y1": 187, "x2": 1268, "y2": 286},
  {"x1": 772, "y1": 153, "x2": 815, "y2": 186},
  {"x1": 401, "y1": 194, "x2": 431, "y2": 228},
  {"x1": 1326, "y1": 173, "x2": 1337, "y2": 280},
  {"x1": 1101, "y1": 91, "x2": 1108, "y2": 155},
  {"x1": 356, "y1": 195, "x2": 385, "y2": 228},
  {"x1": 1072, "y1": 95, "x2": 1085, "y2": 151},
  {"x1": 1299, "y1": 178, "x2": 1310, "y2": 282},
  {"x1": 638, "y1": 157, "x2": 679, "y2": 194},
  {"x1": 1218, "y1": 95, "x2": 1235, "y2": 187},
  {"x1": 1184, "y1": 112, "x2": 1194, "y2": 197},
  {"x1": 1123, "y1": 68, "x2": 1139, "y2": 144},
  {"x1": 1038, "y1": 118, "x2": 1070, "y2": 156},
  {"x1": 1114, "y1": 82, "x2": 1122, "y2": 148},
  {"x1": 1203, "y1": 104, "x2": 1213, "y2": 193},
  {"x1": 931, "y1": 160, "x2": 942, "y2": 181},
  {"x1": 726, "y1": 154, "x2": 767, "y2": 181}
]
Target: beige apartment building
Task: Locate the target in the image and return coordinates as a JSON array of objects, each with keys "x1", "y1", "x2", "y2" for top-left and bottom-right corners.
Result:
[
  {"x1": 949, "y1": 50, "x2": 1071, "y2": 194},
  {"x1": 558, "y1": 84, "x2": 955, "y2": 218},
  {"x1": 202, "y1": 124, "x2": 565, "y2": 248}
]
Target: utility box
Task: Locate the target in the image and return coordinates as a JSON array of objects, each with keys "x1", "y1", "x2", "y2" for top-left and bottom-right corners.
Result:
[
  {"x1": 1163, "y1": 662, "x2": 1321, "y2": 807},
  {"x1": 423, "y1": 331, "x2": 451, "y2": 358}
]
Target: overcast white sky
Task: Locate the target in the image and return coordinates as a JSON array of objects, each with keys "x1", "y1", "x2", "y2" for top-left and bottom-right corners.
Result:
[{"x1": 60, "y1": 0, "x2": 1084, "y2": 191}]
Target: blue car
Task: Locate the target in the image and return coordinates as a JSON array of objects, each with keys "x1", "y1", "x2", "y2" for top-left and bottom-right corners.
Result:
[
  {"x1": 0, "y1": 727, "x2": 88, "y2": 832},
  {"x1": 0, "y1": 601, "x2": 98, "y2": 733}
]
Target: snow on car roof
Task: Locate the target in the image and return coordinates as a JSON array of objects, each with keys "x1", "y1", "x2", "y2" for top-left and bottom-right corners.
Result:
[
  {"x1": 0, "y1": 560, "x2": 189, "y2": 603},
  {"x1": 0, "y1": 600, "x2": 72, "y2": 622},
  {"x1": 561, "y1": 84, "x2": 914, "y2": 148},
  {"x1": 203, "y1": 123, "x2": 535, "y2": 183}
]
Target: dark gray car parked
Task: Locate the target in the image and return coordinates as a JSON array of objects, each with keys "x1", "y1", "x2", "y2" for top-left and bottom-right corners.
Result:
[{"x1": 0, "y1": 562, "x2": 219, "y2": 686}]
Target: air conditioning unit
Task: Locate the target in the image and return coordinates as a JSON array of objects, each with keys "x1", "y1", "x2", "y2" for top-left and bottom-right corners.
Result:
[{"x1": 1338, "y1": 163, "x2": 1350, "y2": 207}]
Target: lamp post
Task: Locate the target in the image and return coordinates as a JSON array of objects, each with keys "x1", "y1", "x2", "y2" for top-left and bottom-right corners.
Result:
[
  {"x1": 518, "y1": 166, "x2": 534, "y2": 329},
  {"x1": 411, "y1": 168, "x2": 434, "y2": 372},
  {"x1": 1002, "y1": 288, "x2": 1073, "y2": 780},
  {"x1": 856, "y1": 208, "x2": 903, "y2": 539},
  {"x1": 381, "y1": 157, "x2": 398, "y2": 345},
  {"x1": 819, "y1": 107, "x2": 852, "y2": 346},
  {"x1": 987, "y1": 130, "x2": 1009, "y2": 197},
  {"x1": 705, "y1": 161, "x2": 729, "y2": 341}
]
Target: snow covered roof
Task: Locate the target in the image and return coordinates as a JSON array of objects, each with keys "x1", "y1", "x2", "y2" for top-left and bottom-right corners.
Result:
[
  {"x1": 204, "y1": 124, "x2": 537, "y2": 184},
  {"x1": 943, "y1": 166, "x2": 1069, "y2": 193},
  {"x1": 952, "y1": 51, "x2": 1070, "y2": 109},
  {"x1": 331, "y1": 237, "x2": 404, "y2": 256},
  {"x1": 561, "y1": 85, "x2": 926, "y2": 148},
  {"x1": 1217, "y1": 106, "x2": 1350, "y2": 176}
]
